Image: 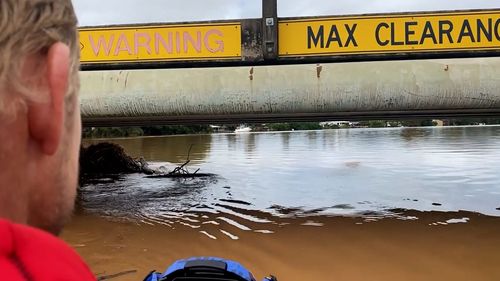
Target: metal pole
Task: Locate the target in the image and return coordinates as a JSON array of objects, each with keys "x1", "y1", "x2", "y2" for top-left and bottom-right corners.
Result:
[{"x1": 262, "y1": 0, "x2": 278, "y2": 60}]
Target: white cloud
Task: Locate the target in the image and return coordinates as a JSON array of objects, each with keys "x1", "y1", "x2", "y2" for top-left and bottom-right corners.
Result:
[
  {"x1": 73, "y1": 0, "x2": 500, "y2": 26},
  {"x1": 73, "y1": 0, "x2": 260, "y2": 26},
  {"x1": 279, "y1": 0, "x2": 500, "y2": 17}
]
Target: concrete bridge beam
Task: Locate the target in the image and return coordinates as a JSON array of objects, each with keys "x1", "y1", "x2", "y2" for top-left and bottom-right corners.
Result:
[{"x1": 80, "y1": 57, "x2": 500, "y2": 126}]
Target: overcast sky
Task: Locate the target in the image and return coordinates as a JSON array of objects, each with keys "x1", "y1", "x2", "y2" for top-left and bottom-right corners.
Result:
[{"x1": 73, "y1": 0, "x2": 500, "y2": 26}]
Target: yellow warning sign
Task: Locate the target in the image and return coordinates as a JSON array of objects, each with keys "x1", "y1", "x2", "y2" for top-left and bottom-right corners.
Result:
[
  {"x1": 279, "y1": 10, "x2": 500, "y2": 57},
  {"x1": 80, "y1": 23, "x2": 241, "y2": 64}
]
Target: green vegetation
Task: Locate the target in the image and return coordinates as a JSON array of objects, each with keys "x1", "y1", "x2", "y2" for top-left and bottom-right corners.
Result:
[
  {"x1": 357, "y1": 119, "x2": 436, "y2": 127},
  {"x1": 82, "y1": 127, "x2": 144, "y2": 138},
  {"x1": 267, "y1": 122, "x2": 323, "y2": 131},
  {"x1": 82, "y1": 118, "x2": 500, "y2": 139},
  {"x1": 366, "y1": 120, "x2": 386, "y2": 128},
  {"x1": 140, "y1": 125, "x2": 213, "y2": 136},
  {"x1": 446, "y1": 118, "x2": 500, "y2": 126},
  {"x1": 83, "y1": 125, "x2": 213, "y2": 139},
  {"x1": 360, "y1": 118, "x2": 500, "y2": 128}
]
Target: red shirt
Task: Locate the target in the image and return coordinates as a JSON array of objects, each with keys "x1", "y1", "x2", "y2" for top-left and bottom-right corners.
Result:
[{"x1": 0, "y1": 219, "x2": 95, "y2": 281}]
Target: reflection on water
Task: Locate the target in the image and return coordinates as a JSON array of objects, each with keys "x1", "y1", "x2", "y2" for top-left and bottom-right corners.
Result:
[
  {"x1": 70, "y1": 126, "x2": 500, "y2": 281},
  {"x1": 84, "y1": 134, "x2": 212, "y2": 163},
  {"x1": 78, "y1": 175, "x2": 218, "y2": 223},
  {"x1": 400, "y1": 128, "x2": 432, "y2": 141},
  {"x1": 80, "y1": 126, "x2": 500, "y2": 227}
]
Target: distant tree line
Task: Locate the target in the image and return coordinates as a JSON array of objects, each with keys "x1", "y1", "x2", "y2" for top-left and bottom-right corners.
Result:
[
  {"x1": 265, "y1": 122, "x2": 323, "y2": 131},
  {"x1": 362, "y1": 120, "x2": 436, "y2": 128},
  {"x1": 360, "y1": 118, "x2": 500, "y2": 128},
  {"x1": 82, "y1": 118, "x2": 500, "y2": 139},
  {"x1": 445, "y1": 118, "x2": 500, "y2": 126},
  {"x1": 82, "y1": 125, "x2": 213, "y2": 139}
]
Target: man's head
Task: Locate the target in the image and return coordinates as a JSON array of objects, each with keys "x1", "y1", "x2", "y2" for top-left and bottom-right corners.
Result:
[{"x1": 0, "y1": 0, "x2": 81, "y2": 235}]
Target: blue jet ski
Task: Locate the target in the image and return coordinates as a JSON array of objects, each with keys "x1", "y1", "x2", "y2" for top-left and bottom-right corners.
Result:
[{"x1": 144, "y1": 257, "x2": 277, "y2": 281}]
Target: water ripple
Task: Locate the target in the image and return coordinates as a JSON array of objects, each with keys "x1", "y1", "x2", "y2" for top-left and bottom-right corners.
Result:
[{"x1": 79, "y1": 126, "x2": 500, "y2": 231}]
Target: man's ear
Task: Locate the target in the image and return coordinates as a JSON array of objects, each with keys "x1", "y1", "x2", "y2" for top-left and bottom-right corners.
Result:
[{"x1": 28, "y1": 42, "x2": 70, "y2": 155}]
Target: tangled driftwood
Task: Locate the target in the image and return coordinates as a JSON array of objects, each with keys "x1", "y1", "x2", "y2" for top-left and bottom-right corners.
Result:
[
  {"x1": 80, "y1": 143, "x2": 153, "y2": 176},
  {"x1": 146, "y1": 144, "x2": 214, "y2": 179},
  {"x1": 79, "y1": 143, "x2": 213, "y2": 185}
]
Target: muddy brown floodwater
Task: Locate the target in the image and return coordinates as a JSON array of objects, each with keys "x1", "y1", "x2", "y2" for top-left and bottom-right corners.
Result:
[
  {"x1": 63, "y1": 210, "x2": 500, "y2": 281},
  {"x1": 63, "y1": 126, "x2": 500, "y2": 281}
]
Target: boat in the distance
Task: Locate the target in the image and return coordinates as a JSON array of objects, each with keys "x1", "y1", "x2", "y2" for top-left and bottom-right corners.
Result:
[{"x1": 235, "y1": 125, "x2": 252, "y2": 133}]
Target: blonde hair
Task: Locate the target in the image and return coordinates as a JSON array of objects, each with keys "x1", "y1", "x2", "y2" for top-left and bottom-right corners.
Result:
[{"x1": 0, "y1": 0, "x2": 79, "y2": 115}]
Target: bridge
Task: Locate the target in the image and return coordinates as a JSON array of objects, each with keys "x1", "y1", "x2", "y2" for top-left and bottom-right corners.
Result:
[{"x1": 79, "y1": 0, "x2": 500, "y2": 126}]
